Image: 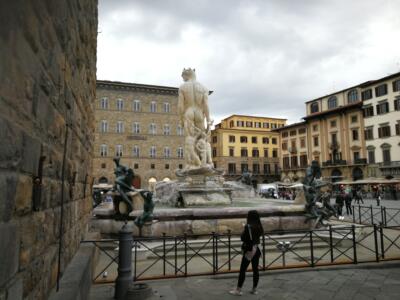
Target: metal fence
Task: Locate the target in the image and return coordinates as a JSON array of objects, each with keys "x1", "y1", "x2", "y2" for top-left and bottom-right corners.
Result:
[
  {"x1": 82, "y1": 224, "x2": 400, "y2": 284},
  {"x1": 351, "y1": 205, "x2": 400, "y2": 226}
]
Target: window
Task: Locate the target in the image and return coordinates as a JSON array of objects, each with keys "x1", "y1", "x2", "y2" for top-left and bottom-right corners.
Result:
[
  {"x1": 133, "y1": 122, "x2": 140, "y2": 134},
  {"x1": 362, "y1": 89, "x2": 372, "y2": 101},
  {"x1": 376, "y1": 102, "x2": 389, "y2": 114},
  {"x1": 241, "y1": 148, "x2": 248, "y2": 157},
  {"x1": 252, "y1": 164, "x2": 260, "y2": 174},
  {"x1": 393, "y1": 80, "x2": 400, "y2": 92},
  {"x1": 133, "y1": 145, "x2": 140, "y2": 157},
  {"x1": 353, "y1": 151, "x2": 360, "y2": 162},
  {"x1": 165, "y1": 164, "x2": 169, "y2": 170},
  {"x1": 229, "y1": 135, "x2": 235, "y2": 143},
  {"x1": 378, "y1": 125, "x2": 391, "y2": 138},
  {"x1": 164, "y1": 147, "x2": 171, "y2": 158},
  {"x1": 291, "y1": 140, "x2": 296, "y2": 149},
  {"x1": 177, "y1": 125, "x2": 184, "y2": 136},
  {"x1": 116, "y1": 99, "x2": 124, "y2": 110},
  {"x1": 328, "y1": 96, "x2": 337, "y2": 109},
  {"x1": 229, "y1": 120, "x2": 234, "y2": 128},
  {"x1": 282, "y1": 132, "x2": 289, "y2": 138},
  {"x1": 251, "y1": 136, "x2": 257, "y2": 143},
  {"x1": 163, "y1": 102, "x2": 170, "y2": 113},
  {"x1": 149, "y1": 123, "x2": 156, "y2": 135},
  {"x1": 116, "y1": 145, "x2": 123, "y2": 157},
  {"x1": 272, "y1": 149, "x2": 278, "y2": 158},
  {"x1": 229, "y1": 147, "x2": 234, "y2": 157},
  {"x1": 100, "y1": 97, "x2": 108, "y2": 109},
  {"x1": 300, "y1": 155, "x2": 308, "y2": 167},
  {"x1": 310, "y1": 102, "x2": 319, "y2": 113},
  {"x1": 177, "y1": 147, "x2": 184, "y2": 158},
  {"x1": 100, "y1": 144, "x2": 107, "y2": 157},
  {"x1": 331, "y1": 133, "x2": 337, "y2": 144},
  {"x1": 236, "y1": 120, "x2": 244, "y2": 127},
  {"x1": 283, "y1": 157, "x2": 290, "y2": 169},
  {"x1": 347, "y1": 89, "x2": 358, "y2": 103},
  {"x1": 271, "y1": 123, "x2": 277, "y2": 129},
  {"x1": 382, "y1": 148, "x2": 391, "y2": 164},
  {"x1": 150, "y1": 146, "x2": 156, "y2": 158},
  {"x1": 396, "y1": 122, "x2": 400, "y2": 135},
  {"x1": 313, "y1": 136, "x2": 319, "y2": 147},
  {"x1": 351, "y1": 115, "x2": 358, "y2": 123},
  {"x1": 101, "y1": 120, "x2": 108, "y2": 133},
  {"x1": 271, "y1": 138, "x2": 277, "y2": 144},
  {"x1": 116, "y1": 121, "x2": 124, "y2": 133},
  {"x1": 313, "y1": 124, "x2": 318, "y2": 131},
  {"x1": 101, "y1": 163, "x2": 106, "y2": 169},
  {"x1": 178, "y1": 164, "x2": 183, "y2": 169},
  {"x1": 363, "y1": 106, "x2": 374, "y2": 117},
  {"x1": 134, "y1": 163, "x2": 139, "y2": 169},
  {"x1": 352, "y1": 129, "x2": 359, "y2": 141},
  {"x1": 255, "y1": 122, "x2": 261, "y2": 128},
  {"x1": 394, "y1": 98, "x2": 400, "y2": 111},
  {"x1": 330, "y1": 120, "x2": 337, "y2": 128},
  {"x1": 228, "y1": 163, "x2": 236, "y2": 174},
  {"x1": 298, "y1": 128, "x2": 306, "y2": 134},
  {"x1": 263, "y1": 164, "x2": 270, "y2": 174},
  {"x1": 289, "y1": 130, "x2": 296, "y2": 136},
  {"x1": 133, "y1": 100, "x2": 141, "y2": 112},
  {"x1": 240, "y1": 136, "x2": 248, "y2": 143},
  {"x1": 368, "y1": 149, "x2": 375, "y2": 164},
  {"x1": 282, "y1": 142, "x2": 288, "y2": 151},
  {"x1": 262, "y1": 137, "x2": 269, "y2": 144},
  {"x1": 375, "y1": 84, "x2": 388, "y2": 97},
  {"x1": 364, "y1": 127, "x2": 373, "y2": 140},
  {"x1": 291, "y1": 156, "x2": 298, "y2": 168},
  {"x1": 245, "y1": 121, "x2": 253, "y2": 127},
  {"x1": 150, "y1": 101, "x2": 157, "y2": 112},
  {"x1": 300, "y1": 138, "x2": 306, "y2": 148},
  {"x1": 212, "y1": 136, "x2": 217, "y2": 143},
  {"x1": 252, "y1": 148, "x2": 259, "y2": 157},
  {"x1": 151, "y1": 164, "x2": 155, "y2": 169},
  {"x1": 241, "y1": 164, "x2": 248, "y2": 173},
  {"x1": 163, "y1": 124, "x2": 170, "y2": 135},
  {"x1": 263, "y1": 148, "x2": 269, "y2": 157},
  {"x1": 262, "y1": 122, "x2": 269, "y2": 128},
  {"x1": 212, "y1": 148, "x2": 217, "y2": 157}
]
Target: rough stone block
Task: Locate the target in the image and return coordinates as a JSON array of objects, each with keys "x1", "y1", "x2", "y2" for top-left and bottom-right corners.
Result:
[
  {"x1": 0, "y1": 172, "x2": 17, "y2": 222},
  {"x1": 14, "y1": 174, "x2": 33, "y2": 215},
  {"x1": 0, "y1": 222, "x2": 20, "y2": 287}
]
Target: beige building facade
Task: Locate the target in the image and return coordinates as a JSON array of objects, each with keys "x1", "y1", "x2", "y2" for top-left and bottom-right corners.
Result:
[
  {"x1": 94, "y1": 80, "x2": 185, "y2": 189},
  {"x1": 211, "y1": 115, "x2": 286, "y2": 183}
]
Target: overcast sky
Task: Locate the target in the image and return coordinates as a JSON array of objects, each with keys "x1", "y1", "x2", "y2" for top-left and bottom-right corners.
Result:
[{"x1": 97, "y1": 0, "x2": 400, "y2": 124}]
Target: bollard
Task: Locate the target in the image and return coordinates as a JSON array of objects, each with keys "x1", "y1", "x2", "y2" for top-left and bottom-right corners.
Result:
[{"x1": 115, "y1": 222, "x2": 133, "y2": 300}]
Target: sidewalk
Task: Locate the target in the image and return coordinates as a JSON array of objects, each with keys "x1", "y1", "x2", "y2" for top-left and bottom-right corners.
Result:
[{"x1": 90, "y1": 261, "x2": 400, "y2": 300}]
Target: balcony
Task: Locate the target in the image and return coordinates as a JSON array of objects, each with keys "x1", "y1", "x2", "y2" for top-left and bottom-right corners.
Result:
[
  {"x1": 354, "y1": 158, "x2": 367, "y2": 165},
  {"x1": 328, "y1": 141, "x2": 340, "y2": 150},
  {"x1": 322, "y1": 160, "x2": 347, "y2": 167},
  {"x1": 378, "y1": 161, "x2": 400, "y2": 168}
]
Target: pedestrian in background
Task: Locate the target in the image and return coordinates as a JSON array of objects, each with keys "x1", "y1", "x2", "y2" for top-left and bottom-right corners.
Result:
[
  {"x1": 230, "y1": 210, "x2": 264, "y2": 296},
  {"x1": 345, "y1": 193, "x2": 353, "y2": 215}
]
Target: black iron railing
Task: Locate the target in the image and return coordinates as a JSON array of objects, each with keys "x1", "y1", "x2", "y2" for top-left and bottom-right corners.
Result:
[
  {"x1": 351, "y1": 205, "x2": 400, "y2": 227},
  {"x1": 83, "y1": 224, "x2": 400, "y2": 284}
]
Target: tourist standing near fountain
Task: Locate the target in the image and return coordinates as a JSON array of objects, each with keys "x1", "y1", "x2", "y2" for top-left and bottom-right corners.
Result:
[{"x1": 230, "y1": 210, "x2": 264, "y2": 296}]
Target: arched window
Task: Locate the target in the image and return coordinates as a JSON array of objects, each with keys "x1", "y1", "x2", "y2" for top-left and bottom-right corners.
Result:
[
  {"x1": 133, "y1": 100, "x2": 141, "y2": 112},
  {"x1": 132, "y1": 145, "x2": 140, "y2": 157},
  {"x1": 310, "y1": 102, "x2": 319, "y2": 113},
  {"x1": 116, "y1": 98, "x2": 124, "y2": 110},
  {"x1": 101, "y1": 120, "x2": 108, "y2": 133},
  {"x1": 100, "y1": 144, "x2": 107, "y2": 157},
  {"x1": 347, "y1": 89, "x2": 359, "y2": 103},
  {"x1": 150, "y1": 101, "x2": 157, "y2": 112},
  {"x1": 132, "y1": 122, "x2": 140, "y2": 134},
  {"x1": 163, "y1": 102, "x2": 170, "y2": 113},
  {"x1": 115, "y1": 145, "x2": 123, "y2": 157},
  {"x1": 327, "y1": 96, "x2": 337, "y2": 109},
  {"x1": 150, "y1": 146, "x2": 156, "y2": 158},
  {"x1": 100, "y1": 97, "x2": 108, "y2": 109},
  {"x1": 149, "y1": 123, "x2": 156, "y2": 135},
  {"x1": 177, "y1": 125, "x2": 183, "y2": 136},
  {"x1": 177, "y1": 147, "x2": 184, "y2": 158},
  {"x1": 164, "y1": 147, "x2": 171, "y2": 158}
]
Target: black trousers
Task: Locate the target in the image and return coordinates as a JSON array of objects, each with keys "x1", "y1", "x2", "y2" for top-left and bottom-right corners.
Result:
[
  {"x1": 237, "y1": 248, "x2": 261, "y2": 288},
  {"x1": 345, "y1": 204, "x2": 352, "y2": 215}
]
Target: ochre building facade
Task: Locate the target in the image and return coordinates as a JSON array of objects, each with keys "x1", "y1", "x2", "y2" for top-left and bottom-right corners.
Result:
[
  {"x1": 94, "y1": 81, "x2": 185, "y2": 189},
  {"x1": 211, "y1": 115, "x2": 286, "y2": 183}
]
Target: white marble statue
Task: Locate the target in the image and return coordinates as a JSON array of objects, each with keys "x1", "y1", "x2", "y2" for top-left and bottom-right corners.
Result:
[{"x1": 178, "y1": 68, "x2": 213, "y2": 170}]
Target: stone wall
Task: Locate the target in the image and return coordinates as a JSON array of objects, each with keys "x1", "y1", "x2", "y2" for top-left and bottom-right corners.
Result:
[{"x1": 0, "y1": 1, "x2": 97, "y2": 299}]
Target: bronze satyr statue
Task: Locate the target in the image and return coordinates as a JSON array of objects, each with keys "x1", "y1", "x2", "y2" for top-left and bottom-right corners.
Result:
[{"x1": 134, "y1": 190, "x2": 155, "y2": 228}]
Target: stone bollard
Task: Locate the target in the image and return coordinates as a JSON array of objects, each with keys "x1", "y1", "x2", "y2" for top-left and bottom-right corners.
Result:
[{"x1": 114, "y1": 222, "x2": 133, "y2": 299}]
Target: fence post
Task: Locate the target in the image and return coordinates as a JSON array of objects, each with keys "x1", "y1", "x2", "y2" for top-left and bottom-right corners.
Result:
[
  {"x1": 212, "y1": 232, "x2": 216, "y2": 274},
  {"x1": 379, "y1": 223, "x2": 385, "y2": 259},
  {"x1": 352, "y1": 206, "x2": 356, "y2": 223},
  {"x1": 329, "y1": 225, "x2": 334, "y2": 263},
  {"x1": 162, "y1": 233, "x2": 166, "y2": 276},
  {"x1": 384, "y1": 207, "x2": 387, "y2": 226},
  {"x1": 215, "y1": 232, "x2": 219, "y2": 273},
  {"x1": 309, "y1": 231, "x2": 314, "y2": 267},
  {"x1": 351, "y1": 225, "x2": 357, "y2": 264},
  {"x1": 184, "y1": 233, "x2": 187, "y2": 276},
  {"x1": 174, "y1": 236, "x2": 178, "y2": 275},
  {"x1": 228, "y1": 230, "x2": 231, "y2": 271},
  {"x1": 373, "y1": 224, "x2": 379, "y2": 262},
  {"x1": 358, "y1": 205, "x2": 362, "y2": 224},
  {"x1": 380, "y1": 206, "x2": 384, "y2": 226},
  {"x1": 262, "y1": 234, "x2": 266, "y2": 271},
  {"x1": 370, "y1": 205, "x2": 374, "y2": 225},
  {"x1": 114, "y1": 223, "x2": 133, "y2": 300}
]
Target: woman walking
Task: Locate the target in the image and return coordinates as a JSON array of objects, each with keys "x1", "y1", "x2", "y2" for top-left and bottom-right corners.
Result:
[{"x1": 229, "y1": 210, "x2": 264, "y2": 296}]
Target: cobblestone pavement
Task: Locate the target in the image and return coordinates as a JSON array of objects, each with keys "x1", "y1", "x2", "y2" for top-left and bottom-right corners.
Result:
[{"x1": 90, "y1": 261, "x2": 400, "y2": 300}]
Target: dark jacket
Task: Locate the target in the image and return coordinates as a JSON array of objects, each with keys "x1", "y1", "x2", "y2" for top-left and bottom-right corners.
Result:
[{"x1": 241, "y1": 224, "x2": 261, "y2": 246}]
